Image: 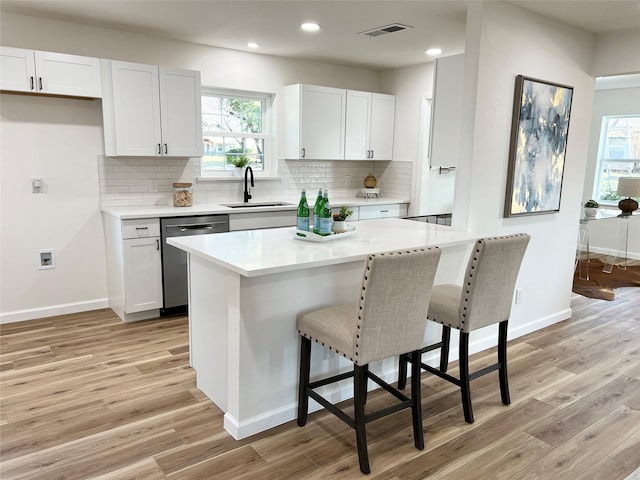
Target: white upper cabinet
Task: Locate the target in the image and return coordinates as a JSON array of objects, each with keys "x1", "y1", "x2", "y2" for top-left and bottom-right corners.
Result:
[
  {"x1": 345, "y1": 90, "x2": 395, "y2": 160},
  {"x1": 283, "y1": 84, "x2": 346, "y2": 160},
  {"x1": 0, "y1": 46, "x2": 101, "y2": 98},
  {"x1": 101, "y1": 60, "x2": 202, "y2": 157}
]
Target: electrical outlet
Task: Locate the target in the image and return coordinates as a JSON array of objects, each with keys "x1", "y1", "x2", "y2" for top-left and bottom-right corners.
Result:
[
  {"x1": 345, "y1": 175, "x2": 351, "y2": 186},
  {"x1": 149, "y1": 179, "x2": 158, "y2": 193},
  {"x1": 32, "y1": 178, "x2": 43, "y2": 194},
  {"x1": 515, "y1": 288, "x2": 523, "y2": 304},
  {"x1": 38, "y1": 249, "x2": 55, "y2": 270}
]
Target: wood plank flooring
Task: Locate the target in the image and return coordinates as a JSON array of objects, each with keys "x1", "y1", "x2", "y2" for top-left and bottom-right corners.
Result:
[{"x1": 1, "y1": 288, "x2": 639, "y2": 479}]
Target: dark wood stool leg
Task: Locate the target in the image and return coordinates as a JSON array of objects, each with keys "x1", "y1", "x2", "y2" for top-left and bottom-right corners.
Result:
[
  {"x1": 397, "y1": 353, "x2": 408, "y2": 390},
  {"x1": 297, "y1": 336, "x2": 311, "y2": 426},
  {"x1": 410, "y1": 350, "x2": 425, "y2": 450},
  {"x1": 459, "y1": 332, "x2": 474, "y2": 424},
  {"x1": 498, "y1": 320, "x2": 511, "y2": 405},
  {"x1": 440, "y1": 326, "x2": 451, "y2": 372},
  {"x1": 354, "y1": 364, "x2": 370, "y2": 474},
  {"x1": 363, "y1": 364, "x2": 369, "y2": 404}
]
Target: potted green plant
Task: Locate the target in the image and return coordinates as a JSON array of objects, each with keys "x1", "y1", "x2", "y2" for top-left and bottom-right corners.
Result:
[
  {"x1": 584, "y1": 199, "x2": 599, "y2": 217},
  {"x1": 226, "y1": 155, "x2": 250, "y2": 176},
  {"x1": 332, "y1": 205, "x2": 353, "y2": 233}
]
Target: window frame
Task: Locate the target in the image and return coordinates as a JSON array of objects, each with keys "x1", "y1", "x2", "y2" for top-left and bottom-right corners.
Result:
[
  {"x1": 592, "y1": 114, "x2": 640, "y2": 206},
  {"x1": 200, "y1": 87, "x2": 276, "y2": 179}
]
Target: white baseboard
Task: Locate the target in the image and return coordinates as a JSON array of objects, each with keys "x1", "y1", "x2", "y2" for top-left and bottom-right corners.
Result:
[
  {"x1": 588, "y1": 246, "x2": 640, "y2": 261},
  {"x1": 0, "y1": 298, "x2": 109, "y2": 324}
]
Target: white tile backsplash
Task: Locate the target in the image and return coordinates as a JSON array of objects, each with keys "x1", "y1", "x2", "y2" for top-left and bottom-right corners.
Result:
[{"x1": 98, "y1": 156, "x2": 413, "y2": 207}]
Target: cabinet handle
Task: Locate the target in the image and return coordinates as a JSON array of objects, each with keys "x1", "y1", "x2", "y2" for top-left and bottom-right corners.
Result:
[
  {"x1": 380, "y1": 210, "x2": 389, "y2": 213},
  {"x1": 156, "y1": 239, "x2": 160, "y2": 250},
  {"x1": 30, "y1": 76, "x2": 35, "y2": 91},
  {"x1": 370, "y1": 150, "x2": 374, "y2": 159},
  {"x1": 38, "y1": 77, "x2": 43, "y2": 91},
  {"x1": 164, "y1": 143, "x2": 168, "y2": 155},
  {"x1": 301, "y1": 148, "x2": 305, "y2": 158},
  {"x1": 157, "y1": 144, "x2": 162, "y2": 155},
  {"x1": 135, "y1": 227, "x2": 149, "y2": 231}
]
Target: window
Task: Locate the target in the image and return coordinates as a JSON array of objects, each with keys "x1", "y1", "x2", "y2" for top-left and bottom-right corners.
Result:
[
  {"x1": 200, "y1": 88, "x2": 273, "y2": 177},
  {"x1": 593, "y1": 115, "x2": 640, "y2": 204}
]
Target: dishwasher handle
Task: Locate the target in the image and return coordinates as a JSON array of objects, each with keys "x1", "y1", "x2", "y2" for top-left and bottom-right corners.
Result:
[{"x1": 164, "y1": 221, "x2": 228, "y2": 235}]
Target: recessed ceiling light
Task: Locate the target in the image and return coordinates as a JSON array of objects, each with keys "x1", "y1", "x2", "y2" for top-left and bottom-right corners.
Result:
[
  {"x1": 425, "y1": 48, "x2": 442, "y2": 56},
  {"x1": 247, "y1": 42, "x2": 259, "y2": 49},
  {"x1": 301, "y1": 22, "x2": 320, "y2": 32}
]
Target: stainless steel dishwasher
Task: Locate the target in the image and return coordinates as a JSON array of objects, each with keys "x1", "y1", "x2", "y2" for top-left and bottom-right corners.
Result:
[{"x1": 160, "y1": 215, "x2": 229, "y2": 315}]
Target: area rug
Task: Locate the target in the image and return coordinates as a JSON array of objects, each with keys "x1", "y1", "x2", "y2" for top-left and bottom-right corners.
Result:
[{"x1": 573, "y1": 258, "x2": 640, "y2": 301}]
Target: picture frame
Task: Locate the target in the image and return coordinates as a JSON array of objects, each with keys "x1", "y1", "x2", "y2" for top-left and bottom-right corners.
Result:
[{"x1": 504, "y1": 75, "x2": 574, "y2": 217}]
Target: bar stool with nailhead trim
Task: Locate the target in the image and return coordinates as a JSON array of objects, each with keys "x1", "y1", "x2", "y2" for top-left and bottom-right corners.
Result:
[
  {"x1": 397, "y1": 233, "x2": 530, "y2": 424},
  {"x1": 296, "y1": 247, "x2": 441, "y2": 474}
]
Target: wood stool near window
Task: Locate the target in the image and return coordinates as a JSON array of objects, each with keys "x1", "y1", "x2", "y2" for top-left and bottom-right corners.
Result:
[
  {"x1": 297, "y1": 247, "x2": 441, "y2": 474},
  {"x1": 398, "y1": 233, "x2": 530, "y2": 424}
]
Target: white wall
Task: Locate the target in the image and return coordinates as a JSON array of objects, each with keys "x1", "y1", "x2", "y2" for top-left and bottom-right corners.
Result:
[
  {"x1": 592, "y1": 29, "x2": 640, "y2": 77},
  {"x1": 582, "y1": 86, "x2": 640, "y2": 259},
  {"x1": 454, "y1": 1, "x2": 596, "y2": 342},
  {"x1": 0, "y1": 94, "x2": 107, "y2": 319}
]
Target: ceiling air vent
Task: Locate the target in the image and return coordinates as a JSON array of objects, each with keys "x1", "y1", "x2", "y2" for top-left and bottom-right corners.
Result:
[{"x1": 358, "y1": 23, "x2": 413, "y2": 38}]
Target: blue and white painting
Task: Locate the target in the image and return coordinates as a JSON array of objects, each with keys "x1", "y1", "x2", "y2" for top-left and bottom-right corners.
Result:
[{"x1": 505, "y1": 76, "x2": 573, "y2": 217}]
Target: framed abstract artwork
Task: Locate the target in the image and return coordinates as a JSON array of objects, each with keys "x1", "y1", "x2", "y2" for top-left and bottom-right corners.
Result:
[{"x1": 504, "y1": 75, "x2": 574, "y2": 217}]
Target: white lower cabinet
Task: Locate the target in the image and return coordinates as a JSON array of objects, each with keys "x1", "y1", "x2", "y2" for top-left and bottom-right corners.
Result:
[
  {"x1": 331, "y1": 203, "x2": 408, "y2": 221},
  {"x1": 104, "y1": 215, "x2": 163, "y2": 322},
  {"x1": 123, "y1": 236, "x2": 162, "y2": 313}
]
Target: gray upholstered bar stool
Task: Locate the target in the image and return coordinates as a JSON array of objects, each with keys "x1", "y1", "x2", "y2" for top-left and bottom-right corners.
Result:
[
  {"x1": 398, "y1": 233, "x2": 530, "y2": 424},
  {"x1": 297, "y1": 247, "x2": 441, "y2": 474}
]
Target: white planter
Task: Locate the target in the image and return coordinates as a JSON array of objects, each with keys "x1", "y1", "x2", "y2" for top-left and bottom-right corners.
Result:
[
  {"x1": 584, "y1": 207, "x2": 597, "y2": 217},
  {"x1": 233, "y1": 167, "x2": 243, "y2": 177},
  {"x1": 331, "y1": 220, "x2": 348, "y2": 233}
]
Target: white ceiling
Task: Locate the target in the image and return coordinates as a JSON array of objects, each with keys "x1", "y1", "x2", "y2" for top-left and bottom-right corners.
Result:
[{"x1": 1, "y1": 0, "x2": 639, "y2": 70}]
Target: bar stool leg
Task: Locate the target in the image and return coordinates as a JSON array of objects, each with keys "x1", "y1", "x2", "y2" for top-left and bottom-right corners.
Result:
[
  {"x1": 397, "y1": 353, "x2": 408, "y2": 390},
  {"x1": 410, "y1": 350, "x2": 425, "y2": 450},
  {"x1": 439, "y1": 326, "x2": 451, "y2": 372},
  {"x1": 498, "y1": 321, "x2": 511, "y2": 406},
  {"x1": 297, "y1": 336, "x2": 311, "y2": 426},
  {"x1": 354, "y1": 364, "x2": 370, "y2": 474},
  {"x1": 459, "y1": 332, "x2": 474, "y2": 424}
]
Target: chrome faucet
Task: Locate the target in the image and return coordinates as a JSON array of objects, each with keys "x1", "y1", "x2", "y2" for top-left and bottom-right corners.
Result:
[{"x1": 244, "y1": 166, "x2": 254, "y2": 203}]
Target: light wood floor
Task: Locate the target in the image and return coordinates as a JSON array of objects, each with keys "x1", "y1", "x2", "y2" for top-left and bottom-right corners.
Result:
[{"x1": 1, "y1": 289, "x2": 639, "y2": 479}]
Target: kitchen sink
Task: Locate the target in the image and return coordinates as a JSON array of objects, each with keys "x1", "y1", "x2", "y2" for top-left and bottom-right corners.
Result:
[{"x1": 221, "y1": 202, "x2": 294, "y2": 208}]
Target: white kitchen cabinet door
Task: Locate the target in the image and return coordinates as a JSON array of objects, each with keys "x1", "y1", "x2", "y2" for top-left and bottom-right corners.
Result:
[
  {"x1": 0, "y1": 46, "x2": 101, "y2": 97},
  {"x1": 284, "y1": 84, "x2": 346, "y2": 160},
  {"x1": 123, "y1": 236, "x2": 163, "y2": 313},
  {"x1": 344, "y1": 90, "x2": 371, "y2": 160},
  {"x1": 345, "y1": 90, "x2": 395, "y2": 160},
  {"x1": 369, "y1": 93, "x2": 395, "y2": 160},
  {"x1": 102, "y1": 60, "x2": 202, "y2": 157},
  {"x1": 158, "y1": 67, "x2": 203, "y2": 157},
  {"x1": 0, "y1": 47, "x2": 35, "y2": 92}
]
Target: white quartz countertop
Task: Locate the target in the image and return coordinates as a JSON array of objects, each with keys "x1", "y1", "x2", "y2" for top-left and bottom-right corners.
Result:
[
  {"x1": 101, "y1": 197, "x2": 409, "y2": 220},
  {"x1": 167, "y1": 218, "x2": 480, "y2": 277}
]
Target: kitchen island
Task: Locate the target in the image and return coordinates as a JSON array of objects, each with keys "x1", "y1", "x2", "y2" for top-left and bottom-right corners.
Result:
[{"x1": 168, "y1": 218, "x2": 481, "y2": 439}]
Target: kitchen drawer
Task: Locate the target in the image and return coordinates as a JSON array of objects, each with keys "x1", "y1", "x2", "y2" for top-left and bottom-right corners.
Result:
[
  {"x1": 359, "y1": 204, "x2": 407, "y2": 220},
  {"x1": 229, "y1": 211, "x2": 296, "y2": 231},
  {"x1": 122, "y1": 218, "x2": 160, "y2": 239}
]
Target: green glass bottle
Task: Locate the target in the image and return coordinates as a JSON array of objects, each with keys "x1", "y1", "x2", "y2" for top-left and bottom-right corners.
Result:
[
  {"x1": 312, "y1": 188, "x2": 323, "y2": 234},
  {"x1": 318, "y1": 189, "x2": 332, "y2": 236},
  {"x1": 297, "y1": 189, "x2": 309, "y2": 231}
]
